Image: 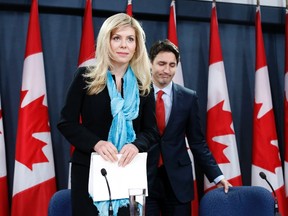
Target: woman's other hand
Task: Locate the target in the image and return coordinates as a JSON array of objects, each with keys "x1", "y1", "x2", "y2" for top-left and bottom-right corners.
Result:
[
  {"x1": 118, "y1": 144, "x2": 139, "y2": 167},
  {"x1": 94, "y1": 140, "x2": 118, "y2": 162}
]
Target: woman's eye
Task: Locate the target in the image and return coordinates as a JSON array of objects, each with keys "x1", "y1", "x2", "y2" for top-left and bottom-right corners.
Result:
[
  {"x1": 112, "y1": 36, "x2": 120, "y2": 41},
  {"x1": 127, "y1": 37, "x2": 135, "y2": 42}
]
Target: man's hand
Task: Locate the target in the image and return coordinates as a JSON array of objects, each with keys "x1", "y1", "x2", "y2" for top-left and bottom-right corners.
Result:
[{"x1": 216, "y1": 178, "x2": 232, "y2": 193}]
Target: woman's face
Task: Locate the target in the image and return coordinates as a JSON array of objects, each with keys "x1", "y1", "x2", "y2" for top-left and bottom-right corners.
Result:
[{"x1": 110, "y1": 26, "x2": 136, "y2": 66}]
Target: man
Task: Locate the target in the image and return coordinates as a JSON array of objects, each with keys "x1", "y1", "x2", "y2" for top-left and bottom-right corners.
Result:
[{"x1": 146, "y1": 39, "x2": 231, "y2": 216}]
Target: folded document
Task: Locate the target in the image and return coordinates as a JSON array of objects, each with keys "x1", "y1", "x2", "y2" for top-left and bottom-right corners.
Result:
[{"x1": 88, "y1": 152, "x2": 148, "y2": 202}]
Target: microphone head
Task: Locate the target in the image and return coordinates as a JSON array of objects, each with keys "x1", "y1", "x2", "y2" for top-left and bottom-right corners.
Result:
[
  {"x1": 101, "y1": 168, "x2": 107, "y2": 176},
  {"x1": 259, "y1": 171, "x2": 266, "y2": 180}
]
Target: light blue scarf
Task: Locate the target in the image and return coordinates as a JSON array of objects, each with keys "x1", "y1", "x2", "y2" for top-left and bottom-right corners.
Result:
[{"x1": 94, "y1": 65, "x2": 140, "y2": 216}]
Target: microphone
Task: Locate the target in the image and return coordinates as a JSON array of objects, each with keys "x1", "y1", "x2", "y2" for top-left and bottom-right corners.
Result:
[
  {"x1": 101, "y1": 168, "x2": 113, "y2": 216},
  {"x1": 259, "y1": 172, "x2": 281, "y2": 216}
]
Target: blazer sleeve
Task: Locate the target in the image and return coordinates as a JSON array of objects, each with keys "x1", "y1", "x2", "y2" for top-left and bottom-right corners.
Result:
[
  {"x1": 186, "y1": 91, "x2": 223, "y2": 182},
  {"x1": 57, "y1": 67, "x2": 101, "y2": 153}
]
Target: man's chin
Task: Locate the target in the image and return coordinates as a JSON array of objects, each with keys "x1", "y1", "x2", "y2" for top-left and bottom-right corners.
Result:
[{"x1": 159, "y1": 79, "x2": 171, "y2": 85}]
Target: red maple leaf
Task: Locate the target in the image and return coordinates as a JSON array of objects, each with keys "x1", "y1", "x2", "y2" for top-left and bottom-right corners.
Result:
[
  {"x1": 253, "y1": 102, "x2": 281, "y2": 173},
  {"x1": 206, "y1": 100, "x2": 234, "y2": 164},
  {"x1": 15, "y1": 90, "x2": 50, "y2": 170}
]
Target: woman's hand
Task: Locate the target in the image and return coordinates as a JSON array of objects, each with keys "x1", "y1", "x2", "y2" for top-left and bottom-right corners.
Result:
[
  {"x1": 94, "y1": 140, "x2": 118, "y2": 162},
  {"x1": 118, "y1": 144, "x2": 139, "y2": 167}
]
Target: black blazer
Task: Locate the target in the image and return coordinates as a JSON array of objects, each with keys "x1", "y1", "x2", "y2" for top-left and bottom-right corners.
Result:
[
  {"x1": 147, "y1": 83, "x2": 222, "y2": 203},
  {"x1": 58, "y1": 67, "x2": 159, "y2": 167}
]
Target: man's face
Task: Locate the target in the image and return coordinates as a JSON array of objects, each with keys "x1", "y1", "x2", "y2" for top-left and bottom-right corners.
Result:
[{"x1": 151, "y1": 51, "x2": 177, "y2": 88}]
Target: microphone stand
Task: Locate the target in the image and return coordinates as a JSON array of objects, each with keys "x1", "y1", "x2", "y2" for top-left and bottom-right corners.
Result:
[
  {"x1": 259, "y1": 172, "x2": 281, "y2": 216},
  {"x1": 101, "y1": 168, "x2": 113, "y2": 216}
]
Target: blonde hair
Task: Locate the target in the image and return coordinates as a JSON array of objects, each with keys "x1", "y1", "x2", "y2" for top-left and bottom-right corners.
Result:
[{"x1": 85, "y1": 13, "x2": 151, "y2": 96}]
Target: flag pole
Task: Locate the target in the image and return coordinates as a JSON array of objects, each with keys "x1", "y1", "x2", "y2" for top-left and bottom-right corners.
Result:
[{"x1": 257, "y1": 0, "x2": 260, "y2": 6}]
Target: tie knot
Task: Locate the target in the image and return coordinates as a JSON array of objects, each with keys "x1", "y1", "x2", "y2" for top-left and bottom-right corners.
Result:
[{"x1": 157, "y1": 90, "x2": 164, "y2": 98}]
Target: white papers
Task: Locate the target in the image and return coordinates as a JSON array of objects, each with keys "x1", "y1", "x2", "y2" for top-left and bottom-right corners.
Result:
[{"x1": 88, "y1": 152, "x2": 148, "y2": 202}]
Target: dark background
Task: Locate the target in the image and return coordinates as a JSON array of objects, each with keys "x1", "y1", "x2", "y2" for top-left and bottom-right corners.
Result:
[{"x1": 0, "y1": 0, "x2": 285, "y2": 202}]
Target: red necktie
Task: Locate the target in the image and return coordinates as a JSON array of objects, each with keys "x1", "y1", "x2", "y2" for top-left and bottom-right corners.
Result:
[
  {"x1": 156, "y1": 90, "x2": 165, "y2": 135},
  {"x1": 156, "y1": 90, "x2": 165, "y2": 166}
]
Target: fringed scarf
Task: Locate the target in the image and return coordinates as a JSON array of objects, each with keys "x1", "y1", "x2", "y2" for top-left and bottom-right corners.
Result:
[{"x1": 94, "y1": 65, "x2": 140, "y2": 216}]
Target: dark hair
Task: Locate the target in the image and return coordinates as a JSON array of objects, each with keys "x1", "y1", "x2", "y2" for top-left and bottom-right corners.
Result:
[{"x1": 149, "y1": 39, "x2": 180, "y2": 63}]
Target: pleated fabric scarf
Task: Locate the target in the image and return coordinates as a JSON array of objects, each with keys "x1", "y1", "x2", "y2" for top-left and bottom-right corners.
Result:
[{"x1": 94, "y1": 65, "x2": 140, "y2": 216}]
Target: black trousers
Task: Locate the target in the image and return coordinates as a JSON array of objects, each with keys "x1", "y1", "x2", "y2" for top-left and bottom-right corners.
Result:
[{"x1": 145, "y1": 166, "x2": 191, "y2": 216}]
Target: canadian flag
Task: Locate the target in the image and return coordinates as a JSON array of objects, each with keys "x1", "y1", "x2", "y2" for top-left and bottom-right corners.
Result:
[
  {"x1": 78, "y1": 0, "x2": 96, "y2": 68},
  {"x1": 252, "y1": 5, "x2": 286, "y2": 215},
  {"x1": 11, "y1": 0, "x2": 56, "y2": 215},
  {"x1": 126, "y1": 0, "x2": 133, "y2": 17},
  {"x1": 169, "y1": 1, "x2": 184, "y2": 86},
  {"x1": 204, "y1": 1, "x2": 242, "y2": 192},
  {"x1": 0, "y1": 97, "x2": 9, "y2": 216},
  {"x1": 68, "y1": 0, "x2": 96, "y2": 189},
  {"x1": 284, "y1": 7, "x2": 288, "y2": 207},
  {"x1": 168, "y1": 1, "x2": 198, "y2": 215}
]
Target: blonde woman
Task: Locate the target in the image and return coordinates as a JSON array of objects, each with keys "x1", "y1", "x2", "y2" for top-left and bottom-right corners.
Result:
[{"x1": 58, "y1": 13, "x2": 158, "y2": 216}]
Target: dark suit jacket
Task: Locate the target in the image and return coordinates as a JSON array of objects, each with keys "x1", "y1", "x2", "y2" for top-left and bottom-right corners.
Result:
[{"x1": 147, "y1": 83, "x2": 222, "y2": 203}]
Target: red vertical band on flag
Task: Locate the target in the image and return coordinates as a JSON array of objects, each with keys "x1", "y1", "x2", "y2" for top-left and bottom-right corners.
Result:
[
  {"x1": 209, "y1": 4, "x2": 223, "y2": 65},
  {"x1": 255, "y1": 7, "x2": 267, "y2": 71},
  {"x1": 78, "y1": 0, "x2": 95, "y2": 67},
  {"x1": 25, "y1": 0, "x2": 42, "y2": 57},
  {"x1": 11, "y1": 0, "x2": 56, "y2": 215},
  {"x1": 168, "y1": 1, "x2": 178, "y2": 47},
  {"x1": 126, "y1": 0, "x2": 133, "y2": 16},
  {"x1": 168, "y1": 0, "x2": 184, "y2": 86}
]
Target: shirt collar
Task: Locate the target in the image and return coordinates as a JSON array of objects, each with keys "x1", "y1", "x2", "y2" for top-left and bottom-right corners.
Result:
[{"x1": 153, "y1": 82, "x2": 173, "y2": 97}]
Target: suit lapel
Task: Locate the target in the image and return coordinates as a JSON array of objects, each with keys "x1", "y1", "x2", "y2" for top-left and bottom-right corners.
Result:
[{"x1": 165, "y1": 83, "x2": 183, "y2": 133}]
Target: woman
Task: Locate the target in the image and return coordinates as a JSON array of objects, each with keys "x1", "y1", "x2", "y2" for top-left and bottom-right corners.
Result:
[{"x1": 57, "y1": 13, "x2": 158, "y2": 216}]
